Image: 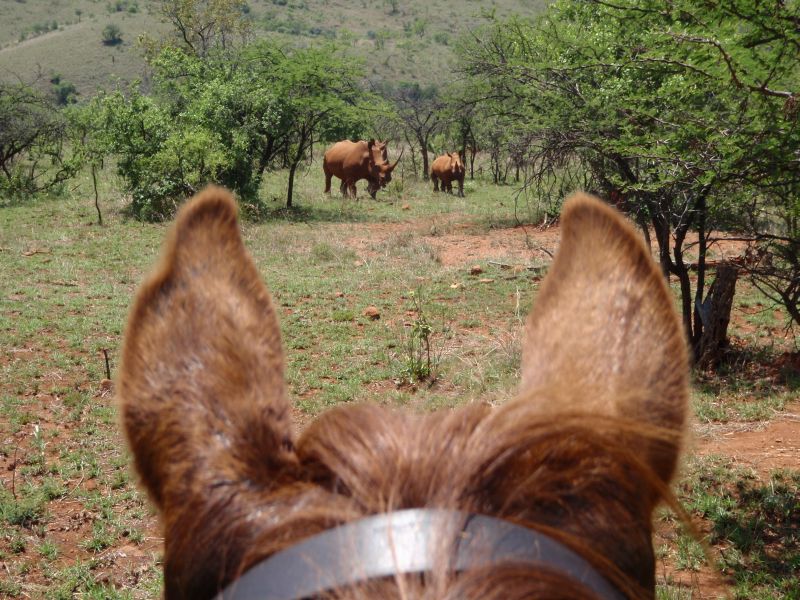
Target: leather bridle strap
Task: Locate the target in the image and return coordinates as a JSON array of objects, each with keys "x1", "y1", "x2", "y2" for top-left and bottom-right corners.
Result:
[{"x1": 217, "y1": 508, "x2": 626, "y2": 600}]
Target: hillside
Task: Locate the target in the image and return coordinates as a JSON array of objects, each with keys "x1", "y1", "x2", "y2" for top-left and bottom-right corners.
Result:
[{"x1": 0, "y1": 0, "x2": 547, "y2": 98}]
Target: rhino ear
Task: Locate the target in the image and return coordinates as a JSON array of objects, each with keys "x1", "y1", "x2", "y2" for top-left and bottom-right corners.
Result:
[
  {"x1": 119, "y1": 186, "x2": 295, "y2": 511},
  {"x1": 520, "y1": 193, "x2": 688, "y2": 483}
]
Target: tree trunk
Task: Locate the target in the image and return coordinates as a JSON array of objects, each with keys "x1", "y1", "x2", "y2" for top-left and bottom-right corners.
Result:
[
  {"x1": 403, "y1": 132, "x2": 418, "y2": 178},
  {"x1": 287, "y1": 160, "x2": 297, "y2": 208},
  {"x1": 257, "y1": 137, "x2": 276, "y2": 178},
  {"x1": 652, "y1": 211, "x2": 671, "y2": 279},
  {"x1": 692, "y1": 192, "x2": 708, "y2": 352},
  {"x1": 697, "y1": 263, "x2": 738, "y2": 369},
  {"x1": 469, "y1": 145, "x2": 476, "y2": 180},
  {"x1": 92, "y1": 163, "x2": 102, "y2": 226},
  {"x1": 420, "y1": 142, "x2": 430, "y2": 180},
  {"x1": 287, "y1": 125, "x2": 311, "y2": 208},
  {"x1": 633, "y1": 201, "x2": 651, "y2": 251},
  {"x1": 672, "y1": 217, "x2": 696, "y2": 350}
]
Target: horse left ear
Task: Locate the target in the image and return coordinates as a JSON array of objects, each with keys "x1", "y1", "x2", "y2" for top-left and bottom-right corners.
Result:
[{"x1": 118, "y1": 186, "x2": 295, "y2": 512}]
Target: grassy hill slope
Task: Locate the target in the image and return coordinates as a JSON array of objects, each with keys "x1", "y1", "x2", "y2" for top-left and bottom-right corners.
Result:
[{"x1": 0, "y1": 0, "x2": 546, "y2": 97}]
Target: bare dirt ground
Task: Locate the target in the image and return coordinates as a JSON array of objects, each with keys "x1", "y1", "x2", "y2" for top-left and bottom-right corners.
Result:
[
  {"x1": 340, "y1": 215, "x2": 751, "y2": 269},
  {"x1": 696, "y1": 406, "x2": 800, "y2": 476},
  {"x1": 3, "y1": 215, "x2": 796, "y2": 598},
  {"x1": 340, "y1": 219, "x2": 557, "y2": 267}
]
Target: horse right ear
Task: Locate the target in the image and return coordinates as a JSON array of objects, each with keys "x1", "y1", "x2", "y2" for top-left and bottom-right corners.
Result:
[{"x1": 519, "y1": 193, "x2": 689, "y2": 484}]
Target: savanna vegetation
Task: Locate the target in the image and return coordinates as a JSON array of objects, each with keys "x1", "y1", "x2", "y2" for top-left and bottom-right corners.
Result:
[{"x1": 1, "y1": 0, "x2": 798, "y2": 598}]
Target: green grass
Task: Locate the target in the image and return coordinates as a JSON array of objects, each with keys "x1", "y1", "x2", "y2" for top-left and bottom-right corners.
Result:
[
  {"x1": 1, "y1": 165, "x2": 797, "y2": 597},
  {"x1": 673, "y1": 456, "x2": 800, "y2": 599},
  {"x1": 0, "y1": 167, "x2": 546, "y2": 595}
]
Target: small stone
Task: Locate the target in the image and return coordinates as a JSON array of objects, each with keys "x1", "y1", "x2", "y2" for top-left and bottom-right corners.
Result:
[
  {"x1": 470, "y1": 264, "x2": 483, "y2": 275},
  {"x1": 364, "y1": 306, "x2": 380, "y2": 320},
  {"x1": 401, "y1": 204, "x2": 410, "y2": 210},
  {"x1": 450, "y1": 283, "x2": 461, "y2": 289}
]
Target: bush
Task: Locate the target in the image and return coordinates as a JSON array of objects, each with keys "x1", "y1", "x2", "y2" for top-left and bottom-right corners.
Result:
[
  {"x1": 101, "y1": 23, "x2": 122, "y2": 46},
  {"x1": 433, "y1": 31, "x2": 449, "y2": 45},
  {"x1": 97, "y1": 90, "x2": 231, "y2": 220},
  {"x1": 0, "y1": 83, "x2": 79, "y2": 201},
  {"x1": 50, "y1": 74, "x2": 77, "y2": 106},
  {"x1": 397, "y1": 291, "x2": 441, "y2": 384},
  {"x1": 95, "y1": 40, "x2": 371, "y2": 217},
  {"x1": 107, "y1": 0, "x2": 138, "y2": 13}
]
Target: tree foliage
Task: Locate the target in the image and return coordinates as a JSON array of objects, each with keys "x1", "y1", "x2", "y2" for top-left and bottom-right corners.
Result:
[
  {"x1": 98, "y1": 39, "x2": 372, "y2": 219},
  {"x1": 102, "y1": 23, "x2": 123, "y2": 46},
  {"x1": 0, "y1": 82, "x2": 80, "y2": 201},
  {"x1": 459, "y1": 0, "x2": 800, "y2": 350},
  {"x1": 380, "y1": 82, "x2": 445, "y2": 179},
  {"x1": 141, "y1": 0, "x2": 253, "y2": 59}
]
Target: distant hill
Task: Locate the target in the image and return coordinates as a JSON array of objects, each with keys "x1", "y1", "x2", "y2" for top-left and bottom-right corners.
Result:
[{"x1": 0, "y1": 0, "x2": 547, "y2": 98}]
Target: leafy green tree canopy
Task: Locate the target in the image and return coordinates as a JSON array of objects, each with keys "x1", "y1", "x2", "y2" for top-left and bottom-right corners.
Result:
[
  {"x1": 459, "y1": 0, "x2": 800, "y2": 350},
  {"x1": 98, "y1": 39, "x2": 374, "y2": 219},
  {"x1": 0, "y1": 82, "x2": 80, "y2": 201}
]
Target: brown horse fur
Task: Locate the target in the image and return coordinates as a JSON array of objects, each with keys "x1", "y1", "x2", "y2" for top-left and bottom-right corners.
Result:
[{"x1": 119, "y1": 186, "x2": 689, "y2": 599}]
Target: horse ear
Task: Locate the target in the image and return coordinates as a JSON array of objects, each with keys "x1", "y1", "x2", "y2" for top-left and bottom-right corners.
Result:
[
  {"x1": 118, "y1": 187, "x2": 294, "y2": 511},
  {"x1": 520, "y1": 193, "x2": 688, "y2": 483}
]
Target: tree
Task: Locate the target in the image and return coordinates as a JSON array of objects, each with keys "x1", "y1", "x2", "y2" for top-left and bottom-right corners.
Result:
[
  {"x1": 65, "y1": 98, "x2": 122, "y2": 225},
  {"x1": 743, "y1": 188, "x2": 800, "y2": 328},
  {"x1": 143, "y1": 0, "x2": 252, "y2": 59},
  {"x1": 97, "y1": 87, "x2": 223, "y2": 220},
  {"x1": 50, "y1": 74, "x2": 77, "y2": 106},
  {"x1": 0, "y1": 82, "x2": 79, "y2": 200},
  {"x1": 460, "y1": 0, "x2": 800, "y2": 359},
  {"x1": 97, "y1": 40, "x2": 372, "y2": 218},
  {"x1": 382, "y1": 82, "x2": 446, "y2": 180},
  {"x1": 249, "y1": 44, "x2": 367, "y2": 207},
  {"x1": 102, "y1": 23, "x2": 123, "y2": 46}
]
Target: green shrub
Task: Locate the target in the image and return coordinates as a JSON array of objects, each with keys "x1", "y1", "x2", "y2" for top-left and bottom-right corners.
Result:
[
  {"x1": 101, "y1": 23, "x2": 122, "y2": 46},
  {"x1": 0, "y1": 83, "x2": 79, "y2": 201},
  {"x1": 398, "y1": 291, "x2": 441, "y2": 384}
]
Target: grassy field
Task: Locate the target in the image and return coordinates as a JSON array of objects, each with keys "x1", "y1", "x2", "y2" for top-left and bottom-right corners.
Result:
[
  {"x1": 1, "y1": 167, "x2": 798, "y2": 598},
  {"x1": 0, "y1": 0, "x2": 547, "y2": 98}
]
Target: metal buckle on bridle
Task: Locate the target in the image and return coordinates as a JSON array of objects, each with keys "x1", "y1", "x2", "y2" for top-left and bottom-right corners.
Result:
[{"x1": 216, "y1": 508, "x2": 625, "y2": 600}]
